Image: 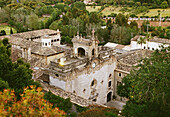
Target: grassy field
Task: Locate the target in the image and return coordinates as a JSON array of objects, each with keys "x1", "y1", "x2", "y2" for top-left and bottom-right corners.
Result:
[
  {"x1": 90, "y1": 6, "x2": 170, "y2": 17},
  {"x1": 101, "y1": 6, "x2": 131, "y2": 16},
  {"x1": 137, "y1": 8, "x2": 170, "y2": 17},
  {"x1": 86, "y1": 6, "x2": 101, "y2": 12},
  {"x1": 0, "y1": 25, "x2": 17, "y2": 35}
]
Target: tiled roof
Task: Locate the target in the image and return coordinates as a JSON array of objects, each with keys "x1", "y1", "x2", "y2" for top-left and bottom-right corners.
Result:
[
  {"x1": 12, "y1": 29, "x2": 59, "y2": 39},
  {"x1": 116, "y1": 50, "x2": 152, "y2": 72}
]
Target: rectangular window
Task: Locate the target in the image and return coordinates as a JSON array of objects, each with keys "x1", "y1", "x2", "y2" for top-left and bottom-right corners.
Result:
[
  {"x1": 119, "y1": 73, "x2": 122, "y2": 77},
  {"x1": 108, "y1": 81, "x2": 112, "y2": 87}
]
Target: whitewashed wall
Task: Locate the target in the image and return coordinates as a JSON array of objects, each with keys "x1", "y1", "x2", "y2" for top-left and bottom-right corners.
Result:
[
  {"x1": 66, "y1": 61, "x2": 116, "y2": 104},
  {"x1": 49, "y1": 76, "x2": 66, "y2": 90},
  {"x1": 131, "y1": 41, "x2": 169, "y2": 50}
]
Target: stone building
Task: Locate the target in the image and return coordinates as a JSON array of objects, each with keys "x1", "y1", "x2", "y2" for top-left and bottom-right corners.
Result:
[
  {"x1": 130, "y1": 35, "x2": 170, "y2": 50},
  {"x1": 0, "y1": 29, "x2": 65, "y2": 68},
  {"x1": 1, "y1": 29, "x2": 165, "y2": 106},
  {"x1": 48, "y1": 30, "x2": 116, "y2": 104},
  {"x1": 114, "y1": 49, "x2": 152, "y2": 102}
]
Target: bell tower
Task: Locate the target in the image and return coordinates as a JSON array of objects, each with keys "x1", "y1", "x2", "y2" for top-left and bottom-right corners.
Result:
[{"x1": 72, "y1": 29, "x2": 99, "y2": 59}]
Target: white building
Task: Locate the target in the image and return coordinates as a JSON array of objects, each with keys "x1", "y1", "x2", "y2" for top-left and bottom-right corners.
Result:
[{"x1": 130, "y1": 35, "x2": 170, "y2": 51}]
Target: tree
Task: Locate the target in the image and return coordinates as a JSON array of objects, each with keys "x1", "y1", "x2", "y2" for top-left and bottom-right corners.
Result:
[
  {"x1": 0, "y1": 38, "x2": 12, "y2": 80},
  {"x1": 135, "y1": 2, "x2": 141, "y2": 6},
  {"x1": 137, "y1": 36, "x2": 146, "y2": 49},
  {"x1": 117, "y1": 46, "x2": 170, "y2": 117},
  {"x1": 96, "y1": 28, "x2": 110, "y2": 43},
  {"x1": 71, "y1": 1, "x2": 86, "y2": 11},
  {"x1": 89, "y1": 12, "x2": 102, "y2": 24},
  {"x1": 129, "y1": 21, "x2": 138, "y2": 32},
  {"x1": 44, "y1": 91, "x2": 72, "y2": 113},
  {"x1": 61, "y1": 36, "x2": 72, "y2": 44},
  {"x1": 115, "y1": 13, "x2": 129, "y2": 27},
  {"x1": 45, "y1": 17, "x2": 53, "y2": 28},
  {"x1": 0, "y1": 86, "x2": 66, "y2": 116},
  {"x1": 145, "y1": 33, "x2": 153, "y2": 50},
  {"x1": 161, "y1": 1, "x2": 168, "y2": 9},
  {"x1": 62, "y1": 15, "x2": 69, "y2": 25},
  {"x1": 109, "y1": 24, "x2": 133, "y2": 45},
  {"x1": 26, "y1": 13, "x2": 39, "y2": 30},
  {"x1": 0, "y1": 79, "x2": 9, "y2": 91},
  {"x1": 141, "y1": 20, "x2": 150, "y2": 32},
  {"x1": 0, "y1": 38, "x2": 41, "y2": 99}
]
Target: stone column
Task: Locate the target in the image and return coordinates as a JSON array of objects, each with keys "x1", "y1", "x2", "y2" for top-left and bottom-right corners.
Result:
[
  {"x1": 21, "y1": 48, "x2": 24, "y2": 58},
  {"x1": 27, "y1": 48, "x2": 31, "y2": 60}
]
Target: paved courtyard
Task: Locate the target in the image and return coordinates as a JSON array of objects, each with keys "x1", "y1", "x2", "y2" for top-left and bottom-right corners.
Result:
[{"x1": 105, "y1": 100, "x2": 126, "y2": 110}]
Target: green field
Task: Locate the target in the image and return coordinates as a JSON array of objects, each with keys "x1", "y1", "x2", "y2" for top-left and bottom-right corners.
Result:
[
  {"x1": 86, "y1": 6, "x2": 101, "y2": 12},
  {"x1": 137, "y1": 8, "x2": 170, "y2": 17},
  {"x1": 88, "y1": 6, "x2": 170, "y2": 17},
  {"x1": 101, "y1": 6, "x2": 131, "y2": 16},
  {"x1": 0, "y1": 25, "x2": 17, "y2": 35}
]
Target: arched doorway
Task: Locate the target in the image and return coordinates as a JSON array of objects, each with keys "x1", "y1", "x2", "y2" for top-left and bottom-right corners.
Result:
[
  {"x1": 78, "y1": 48, "x2": 85, "y2": 57},
  {"x1": 107, "y1": 92, "x2": 112, "y2": 102},
  {"x1": 92, "y1": 49, "x2": 95, "y2": 56}
]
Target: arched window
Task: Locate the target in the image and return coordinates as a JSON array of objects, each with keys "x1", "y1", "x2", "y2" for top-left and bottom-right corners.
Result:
[
  {"x1": 92, "y1": 49, "x2": 95, "y2": 56},
  {"x1": 78, "y1": 48, "x2": 85, "y2": 57},
  {"x1": 91, "y1": 79, "x2": 97, "y2": 88},
  {"x1": 107, "y1": 92, "x2": 112, "y2": 102},
  {"x1": 108, "y1": 81, "x2": 112, "y2": 87}
]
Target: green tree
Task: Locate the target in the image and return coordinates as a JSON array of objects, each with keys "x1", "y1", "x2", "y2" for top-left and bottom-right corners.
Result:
[
  {"x1": 161, "y1": 1, "x2": 168, "y2": 9},
  {"x1": 71, "y1": 1, "x2": 86, "y2": 11},
  {"x1": 0, "y1": 38, "x2": 12, "y2": 80},
  {"x1": 117, "y1": 46, "x2": 170, "y2": 117},
  {"x1": 0, "y1": 79, "x2": 9, "y2": 91},
  {"x1": 44, "y1": 91, "x2": 72, "y2": 113},
  {"x1": 129, "y1": 21, "x2": 138, "y2": 32},
  {"x1": 109, "y1": 24, "x2": 132, "y2": 45},
  {"x1": 0, "y1": 38, "x2": 41, "y2": 99},
  {"x1": 61, "y1": 36, "x2": 72, "y2": 44},
  {"x1": 96, "y1": 28, "x2": 110, "y2": 43},
  {"x1": 89, "y1": 12, "x2": 102, "y2": 24},
  {"x1": 137, "y1": 36, "x2": 146, "y2": 49},
  {"x1": 115, "y1": 13, "x2": 128, "y2": 26},
  {"x1": 26, "y1": 13, "x2": 39, "y2": 30},
  {"x1": 62, "y1": 15, "x2": 69, "y2": 25},
  {"x1": 45, "y1": 17, "x2": 53, "y2": 28}
]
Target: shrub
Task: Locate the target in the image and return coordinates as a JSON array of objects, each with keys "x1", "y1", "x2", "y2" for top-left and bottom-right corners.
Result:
[
  {"x1": 159, "y1": 33, "x2": 165, "y2": 38},
  {"x1": 142, "y1": 3, "x2": 148, "y2": 6},
  {"x1": 44, "y1": 91, "x2": 72, "y2": 113},
  {"x1": 78, "y1": 105, "x2": 118, "y2": 117},
  {"x1": 161, "y1": 1, "x2": 168, "y2": 9},
  {"x1": 132, "y1": 6, "x2": 149, "y2": 15},
  {"x1": 151, "y1": 4, "x2": 158, "y2": 9}
]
